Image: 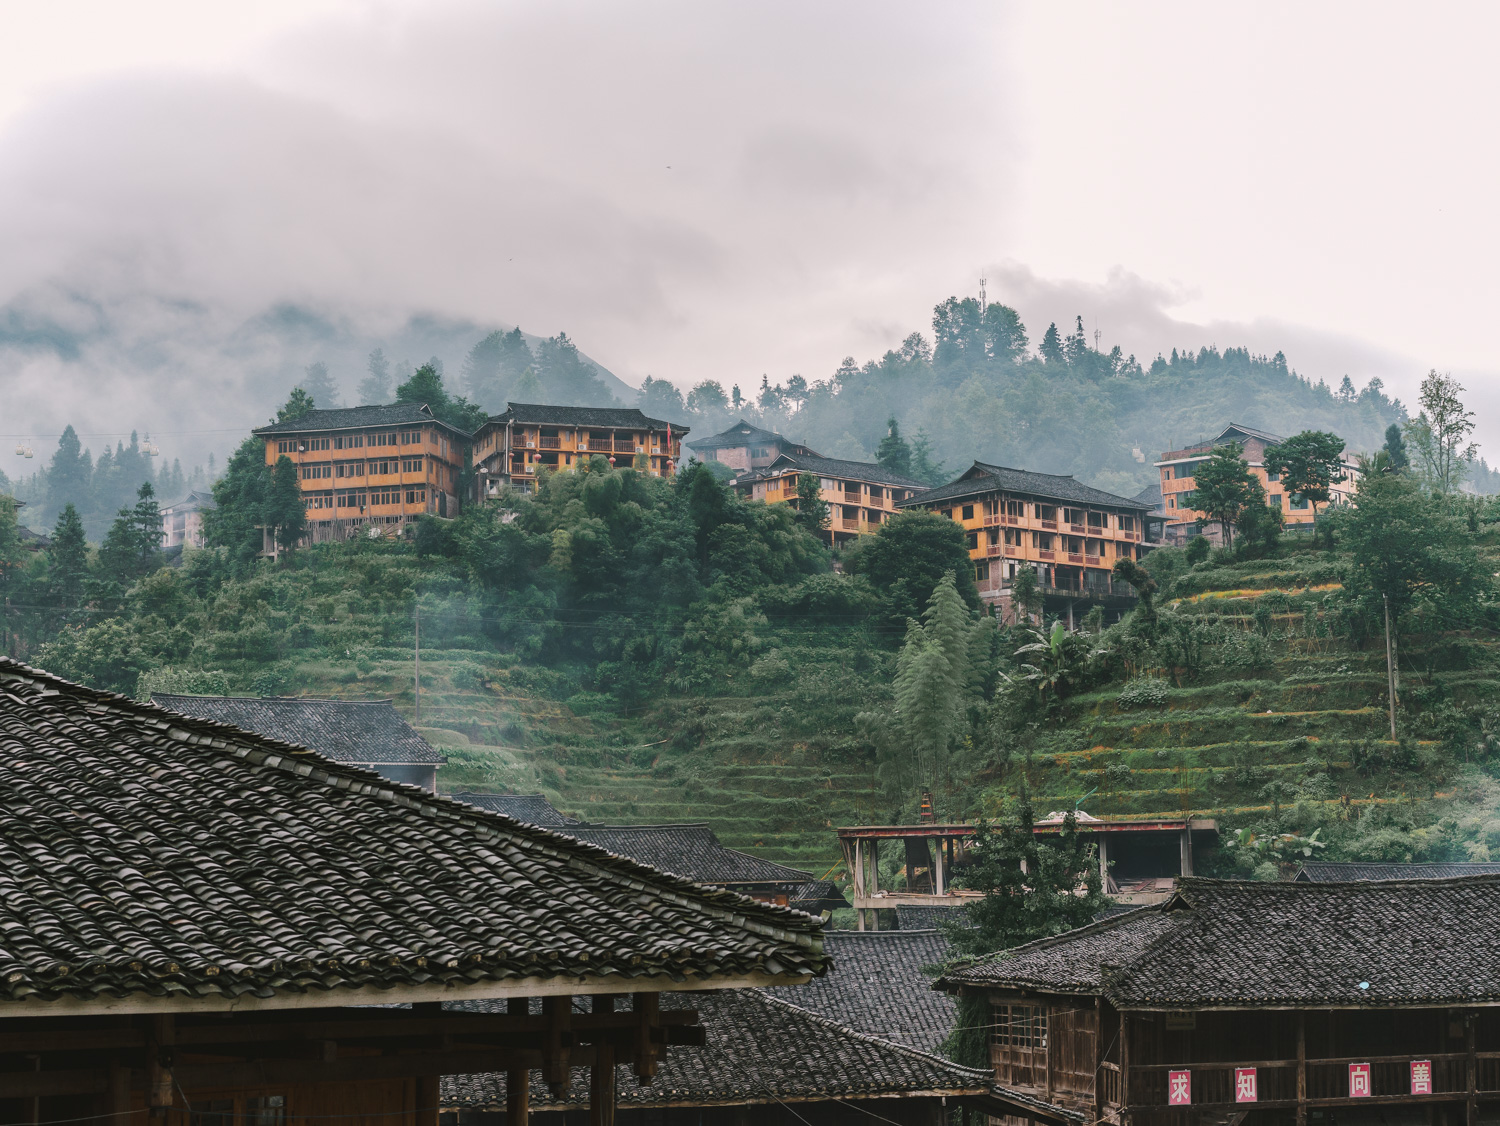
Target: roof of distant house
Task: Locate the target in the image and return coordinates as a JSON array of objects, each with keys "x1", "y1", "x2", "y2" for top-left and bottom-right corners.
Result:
[
  {"x1": 563, "y1": 823, "x2": 814, "y2": 889},
  {"x1": 897, "y1": 903, "x2": 975, "y2": 931},
  {"x1": 152, "y1": 694, "x2": 446, "y2": 766},
  {"x1": 687, "y1": 419, "x2": 814, "y2": 454},
  {"x1": 1130, "y1": 480, "x2": 1165, "y2": 513},
  {"x1": 450, "y1": 791, "x2": 578, "y2": 827},
  {"x1": 252, "y1": 402, "x2": 469, "y2": 437},
  {"x1": 940, "y1": 877, "x2": 1500, "y2": 1007},
  {"x1": 898, "y1": 461, "x2": 1151, "y2": 511},
  {"x1": 443, "y1": 988, "x2": 994, "y2": 1111},
  {"x1": 161, "y1": 489, "x2": 217, "y2": 513},
  {"x1": 485, "y1": 403, "x2": 686, "y2": 433},
  {"x1": 767, "y1": 930, "x2": 955, "y2": 1054},
  {"x1": 1295, "y1": 862, "x2": 1500, "y2": 882},
  {"x1": 741, "y1": 451, "x2": 929, "y2": 490},
  {"x1": 789, "y1": 879, "x2": 852, "y2": 914},
  {"x1": 0, "y1": 658, "x2": 827, "y2": 1012}
]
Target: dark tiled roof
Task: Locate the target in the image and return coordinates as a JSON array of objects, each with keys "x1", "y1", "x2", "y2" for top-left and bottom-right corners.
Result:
[
  {"x1": 0, "y1": 658, "x2": 826, "y2": 1008},
  {"x1": 767, "y1": 930, "x2": 955, "y2": 1054},
  {"x1": 688, "y1": 420, "x2": 790, "y2": 451},
  {"x1": 790, "y1": 879, "x2": 852, "y2": 914},
  {"x1": 489, "y1": 403, "x2": 686, "y2": 433},
  {"x1": 1218, "y1": 422, "x2": 1285, "y2": 445},
  {"x1": 1130, "y1": 480, "x2": 1164, "y2": 512},
  {"x1": 450, "y1": 791, "x2": 578, "y2": 827},
  {"x1": 942, "y1": 877, "x2": 1500, "y2": 1008},
  {"x1": 941, "y1": 907, "x2": 1173, "y2": 995},
  {"x1": 563, "y1": 824, "x2": 813, "y2": 889},
  {"x1": 162, "y1": 489, "x2": 217, "y2": 513},
  {"x1": 252, "y1": 402, "x2": 464, "y2": 436},
  {"x1": 1295, "y1": 862, "x2": 1500, "y2": 882},
  {"x1": 897, "y1": 904, "x2": 976, "y2": 931},
  {"x1": 151, "y1": 694, "x2": 445, "y2": 766},
  {"x1": 442, "y1": 988, "x2": 992, "y2": 1110},
  {"x1": 742, "y1": 452, "x2": 928, "y2": 490},
  {"x1": 898, "y1": 462, "x2": 1150, "y2": 511}
]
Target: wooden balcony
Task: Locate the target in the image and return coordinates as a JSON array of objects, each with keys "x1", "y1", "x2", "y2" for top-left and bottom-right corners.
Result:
[
  {"x1": 1085, "y1": 555, "x2": 1101, "y2": 565},
  {"x1": 538, "y1": 436, "x2": 561, "y2": 449},
  {"x1": 841, "y1": 517, "x2": 860, "y2": 530},
  {"x1": 1042, "y1": 520, "x2": 1058, "y2": 530},
  {"x1": 1068, "y1": 553, "x2": 1084, "y2": 563},
  {"x1": 1069, "y1": 523, "x2": 1086, "y2": 533},
  {"x1": 1038, "y1": 550, "x2": 1055, "y2": 560},
  {"x1": 614, "y1": 440, "x2": 637, "y2": 453}
]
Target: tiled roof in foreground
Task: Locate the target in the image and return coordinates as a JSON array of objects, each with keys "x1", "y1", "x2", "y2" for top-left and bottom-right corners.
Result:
[
  {"x1": 152, "y1": 694, "x2": 446, "y2": 766},
  {"x1": 442, "y1": 989, "x2": 993, "y2": 1110},
  {"x1": 767, "y1": 930, "x2": 955, "y2": 1054},
  {"x1": 0, "y1": 658, "x2": 826, "y2": 1011},
  {"x1": 940, "y1": 877, "x2": 1500, "y2": 1007},
  {"x1": 1295, "y1": 861, "x2": 1500, "y2": 882}
]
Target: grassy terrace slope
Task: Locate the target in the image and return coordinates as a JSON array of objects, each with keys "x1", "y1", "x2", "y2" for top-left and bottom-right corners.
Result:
[
  {"x1": 1003, "y1": 539, "x2": 1500, "y2": 855},
  {"x1": 279, "y1": 634, "x2": 892, "y2": 873}
]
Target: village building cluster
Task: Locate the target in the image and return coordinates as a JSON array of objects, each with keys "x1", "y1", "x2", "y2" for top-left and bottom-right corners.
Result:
[{"x1": 164, "y1": 396, "x2": 1357, "y2": 629}]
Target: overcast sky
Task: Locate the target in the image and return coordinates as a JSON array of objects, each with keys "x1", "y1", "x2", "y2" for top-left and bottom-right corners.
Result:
[{"x1": 3, "y1": 0, "x2": 1499, "y2": 462}]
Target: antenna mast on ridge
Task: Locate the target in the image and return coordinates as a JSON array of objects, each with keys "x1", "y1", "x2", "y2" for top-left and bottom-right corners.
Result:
[{"x1": 979, "y1": 273, "x2": 988, "y2": 315}]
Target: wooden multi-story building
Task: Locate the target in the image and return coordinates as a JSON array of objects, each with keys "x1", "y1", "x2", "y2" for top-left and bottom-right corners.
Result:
[
  {"x1": 736, "y1": 453, "x2": 928, "y2": 547},
  {"x1": 159, "y1": 489, "x2": 215, "y2": 549},
  {"x1": 938, "y1": 876, "x2": 1500, "y2": 1126},
  {"x1": 252, "y1": 403, "x2": 470, "y2": 547},
  {"x1": 897, "y1": 462, "x2": 1156, "y2": 625},
  {"x1": 1157, "y1": 422, "x2": 1361, "y2": 545},
  {"x1": 686, "y1": 419, "x2": 819, "y2": 478},
  {"x1": 471, "y1": 404, "x2": 686, "y2": 497}
]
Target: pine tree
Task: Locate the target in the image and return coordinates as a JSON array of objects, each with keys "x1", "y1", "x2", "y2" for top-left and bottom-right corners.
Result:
[
  {"x1": 299, "y1": 361, "x2": 340, "y2": 409},
  {"x1": 1383, "y1": 423, "x2": 1409, "y2": 470},
  {"x1": 45, "y1": 425, "x2": 93, "y2": 524},
  {"x1": 888, "y1": 573, "x2": 975, "y2": 796},
  {"x1": 277, "y1": 388, "x2": 317, "y2": 422},
  {"x1": 264, "y1": 456, "x2": 308, "y2": 558},
  {"x1": 909, "y1": 430, "x2": 946, "y2": 486},
  {"x1": 875, "y1": 418, "x2": 912, "y2": 476},
  {"x1": 1039, "y1": 322, "x2": 1065, "y2": 363},
  {"x1": 204, "y1": 437, "x2": 272, "y2": 568},
  {"x1": 47, "y1": 504, "x2": 89, "y2": 623},
  {"x1": 358, "y1": 348, "x2": 392, "y2": 405},
  {"x1": 793, "y1": 472, "x2": 829, "y2": 536}
]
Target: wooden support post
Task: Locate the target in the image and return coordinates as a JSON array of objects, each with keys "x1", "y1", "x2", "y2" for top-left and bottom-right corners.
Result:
[
  {"x1": 108, "y1": 1059, "x2": 131, "y2": 1126},
  {"x1": 1092, "y1": 998, "x2": 1104, "y2": 1125},
  {"x1": 1045, "y1": 1002, "x2": 1053, "y2": 1097},
  {"x1": 1467, "y1": 1011, "x2": 1478, "y2": 1126},
  {"x1": 590, "y1": 1042, "x2": 617, "y2": 1126},
  {"x1": 414, "y1": 1075, "x2": 440, "y2": 1126},
  {"x1": 1119, "y1": 1012, "x2": 1132, "y2": 1126},
  {"x1": 934, "y1": 836, "x2": 946, "y2": 896},
  {"x1": 1179, "y1": 827, "x2": 1193, "y2": 877},
  {"x1": 1099, "y1": 836, "x2": 1110, "y2": 891},
  {"x1": 543, "y1": 995, "x2": 573, "y2": 1099},
  {"x1": 869, "y1": 839, "x2": 880, "y2": 931},
  {"x1": 146, "y1": 1015, "x2": 174, "y2": 1115},
  {"x1": 1296, "y1": 1012, "x2": 1307, "y2": 1126},
  {"x1": 855, "y1": 840, "x2": 866, "y2": 931},
  {"x1": 633, "y1": 992, "x2": 661, "y2": 1083},
  {"x1": 508, "y1": 997, "x2": 531, "y2": 1125}
]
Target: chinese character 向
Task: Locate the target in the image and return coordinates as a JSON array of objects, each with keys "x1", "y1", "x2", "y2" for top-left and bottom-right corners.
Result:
[{"x1": 1350, "y1": 1063, "x2": 1372, "y2": 1097}]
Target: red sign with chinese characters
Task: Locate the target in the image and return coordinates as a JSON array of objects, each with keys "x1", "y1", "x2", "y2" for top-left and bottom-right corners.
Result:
[
  {"x1": 1350, "y1": 1063, "x2": 1372, "y2": 1097},
  {"x1": 1411, "y1": 1061, "x2": 1433, "y2": 1095},
  {"x1": 1235, "y1": 1068, "x2": 1258, "y2": 1103},
  {"x1": 1168, "y1": 1071, "x2": 1191, "y2": 1106}
]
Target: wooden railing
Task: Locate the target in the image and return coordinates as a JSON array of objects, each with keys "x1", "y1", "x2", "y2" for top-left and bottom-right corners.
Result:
[
  {"x1": 1042, "y1": 519, "x2": 1058, "y2": 529},
  {"x1": 614, "y1": 440, "x2": 637, "y2": 453},
  {"x1": 841, "y1": 517, "x2": 860, "y2": 530},
  {"x1": 539, "y1": 436, "x2": 561, "y2": 449}
]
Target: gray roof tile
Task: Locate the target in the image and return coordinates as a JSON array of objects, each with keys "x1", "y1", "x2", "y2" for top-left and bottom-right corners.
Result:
[
  {"x1": 442, "y1": 988, "x2": 992, "y2": 1109},
  {"x1": 942, "y1": 877, "x2": 1500, "y2": 1007},
  {"x1": 252, "y1": 402, "x2": 465, "y2": 436},
  {"x1": 898, "y1": 462, "x2": 1151, "y2": 511},
  {"x1": 741, "y1": 452, "x2": 929, "y2": 490},
  {"x1": 488, "y1": 403, "x2": 685, "y2": 432},
  {"x1": 151, "y1": 694, "x2": 445, "y2": 766},
  {"x1": 767, "y1": 930, "x2": 955, "y2": 1054},
  {"x1": 1295, "y1": 861, "x2": 1500, "y2": 881},
  {"x1": 451, "y1": 791, "x2": 578, "y2": 827},
  {"x1": 562, "y1": 823, "x2": 813, "y2": 889},
  {"x1": 0, "y1": 658, "x2": 826, "y2": 1007}
]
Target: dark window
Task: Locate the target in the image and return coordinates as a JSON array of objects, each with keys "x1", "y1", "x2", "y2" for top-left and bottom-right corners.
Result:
[
  {"x1": 966, "y1": 532, "x2": 978, "y2": 549},
  {"x1": 962, "y1": 504, "x2": 975, "y2": 520},
  {"x1": 976, "y1": 560, "x2": 990, "y2": 580}
]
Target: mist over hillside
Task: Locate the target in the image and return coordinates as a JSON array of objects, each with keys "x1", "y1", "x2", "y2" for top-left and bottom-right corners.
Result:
[{"x1": 0, "y1": 290, "x2": 632, "y2": 478}]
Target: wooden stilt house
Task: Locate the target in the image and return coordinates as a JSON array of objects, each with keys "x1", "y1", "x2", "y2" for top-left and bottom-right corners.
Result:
[
  {"x1": 937, "y1": 876, "x2": 1500, "y2": 1126},
  {"x1": 0, "y1": 657, "x2": 826, "y2": 1125}
]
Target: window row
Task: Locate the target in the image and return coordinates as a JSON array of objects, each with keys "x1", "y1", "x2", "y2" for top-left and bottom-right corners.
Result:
[
  {"x1": 276, "y1": 430, "x2": 428, "y2": 455},
  {"x1": 951, "y1": 501, "x2": 1136, "y2": 532},
  {"x1": 325, "y1": 489, "x2": 428, "y2": 508}
]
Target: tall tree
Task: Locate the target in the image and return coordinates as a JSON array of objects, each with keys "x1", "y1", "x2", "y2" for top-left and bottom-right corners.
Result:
[
  {"x1": 264, "y1": 455, "x2": 308, "y2": 558},
  {"x1": 845, "y1": 511, "x2": 977, "y2": 624},
  {"x1": 875, "y1": 417, "x2": 912, "y2": 476},
  {"x1": 45, "y1": 425, "x2": 93, "y2": 525},
  {"x1": 1263, "y1": 429, "x2": 1348, "y2": 527},
  {"x1": 47, "y1": 504, "x2": 90, "y2": 625},
  {"x1": 358, "y1": 347, "x2": 392, "y2": 405},
  {"x1": 396, "y1": 363, "x2": 488, "y2": 431},
  {"x1": 1184, "y1": 442, "x2": 1256, "y2": 545},
  {"x1": 1405, "y1": 370, "x2": 1478, "y2": 494},
  {"x1": 793, "y1": 472, "x2": 829, "y2": 536},
  {"x1": 1383, "y1": 422, "x2": 1409, "y2": 471},
  {"x1": 909, "y1": 430, "x2": 946, "y2": 486},
  {"x1": 205, "y1": 436, "x2": 272, "y2": 567},
  {"x1": 298, "y1": 361, "x2": 340, "y2": 409},
  {"x1": 941, "y1": 801, "x2": 1105, "y2": 1067},
  {"x1": 888, "y1": 573, "x2": 974, "y2": 793},
  {"x1": 277, "y1": 388, "x2": 317, "y2": 423},
  {"x1": 639, "y1": 376, "x2": 686, "y2": 420},
  {"x1": 94, "y1": 483, "x2": 164, "y2": 606},
  {"x1": 534, "y1": 333, "x2": 614, "y2": 405},
  {"x1": 0, "y1": 496, "x2": 23, "y2": 656},
  {"x1": 1038, "y1": 322, "x2": 1065, "y2": 363}
]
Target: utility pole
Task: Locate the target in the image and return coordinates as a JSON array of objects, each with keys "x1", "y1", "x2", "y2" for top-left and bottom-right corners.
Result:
[
  {"x1": 1383, "y1": 593, "x2": 1397, "y2": 741},
  {"x1": 414, "y1": 601, "x2": 421, "y2": 726}
]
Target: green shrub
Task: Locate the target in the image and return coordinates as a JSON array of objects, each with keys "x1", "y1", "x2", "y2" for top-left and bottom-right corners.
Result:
[{"x1": 1118, "y1": 678, "x2": 1169, "y2": 710}]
